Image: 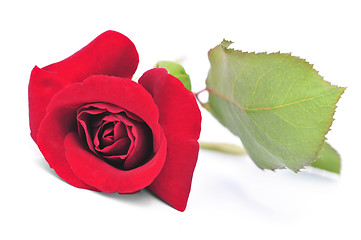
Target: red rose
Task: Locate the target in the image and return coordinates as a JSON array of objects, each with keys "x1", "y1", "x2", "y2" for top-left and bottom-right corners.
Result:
[{"x1": 28, "y1": 30, "x2": 201, "y2": 211}]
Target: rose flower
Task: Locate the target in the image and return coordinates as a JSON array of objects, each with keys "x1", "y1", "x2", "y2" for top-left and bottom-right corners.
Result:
[{"x1": 28, "y1": 30, "x2": 201, "y2": 211}]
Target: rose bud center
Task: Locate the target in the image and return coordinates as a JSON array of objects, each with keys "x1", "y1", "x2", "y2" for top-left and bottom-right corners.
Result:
[{"x1": 76, "y1": 103, "x2": 153, "y2": 170}]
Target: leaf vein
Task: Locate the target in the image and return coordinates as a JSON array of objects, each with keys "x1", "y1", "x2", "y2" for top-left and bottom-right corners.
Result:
[
  {"x1": 247, "y1": 67, "x2": 274, "y2": 107},
  {"x1": 208, "y1": 88, "x2": 338, "y2": 111}
]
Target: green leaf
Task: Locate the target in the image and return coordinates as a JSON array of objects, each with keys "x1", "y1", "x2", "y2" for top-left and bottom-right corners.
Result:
[
  {"x1": 205, "y1": 41, "x2": 345, "y2": 171},
  {"x1": 311, "y1": 142, "x2": 341, "y2": 174},
  {"x1": 155, "y1": 61, "x2": 192, "y2": 91}
]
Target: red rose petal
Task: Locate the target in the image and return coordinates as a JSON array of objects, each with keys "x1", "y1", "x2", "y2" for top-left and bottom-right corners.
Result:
[
  {"x1": 123, "y1": 122, "x2": 153, "y2": 170},
  {"x1": 113, "y1": 121, "x2": 127, "y2": 140},
  {"x1": 64, "y1": 131, "x2": 167, "y2": 193},
  {"x1": 37, "y1": 75, "x2": 165, "y2": 191},
  {"x1": 112, "y1": 113, "x2": 153, "y2": 170},
  {"x1": 81, "y1": 102, "x2": 144, "y2": 122},
  {"x1": 37, "y1": 108, "x2": 98, "y2": 191},
  {"x1": 96, "y1": 122, "x2": 116, "y2": 147},
  {"x1": 139, "y1": 68, "x2": 201, "y2": 211},
  {"x1": 97, "y1": 137, "x2": 131, "y2": 156},
  {"x1": 77, "y1": 109, "x2": 101, "y2": 154},
  {"x1": 29, "y1": 30, "x2": 139, "y2": 142},
  {"x1": 44, "y1": 31, "x2": 138, "y2": 81}
]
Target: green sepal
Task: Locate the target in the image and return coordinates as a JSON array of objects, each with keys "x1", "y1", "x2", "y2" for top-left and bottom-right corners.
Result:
[{"x1": 155, "y1": 61, "x2": 192, "y2": 91}]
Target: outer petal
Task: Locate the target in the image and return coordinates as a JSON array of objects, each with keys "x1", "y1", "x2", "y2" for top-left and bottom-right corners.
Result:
[
  {"x1": 29, "y1": 30, "x2": 139, "y2": 142},
  {"x1": 36, "y1": 107, "x2": 98, "y2": 190},
  {"x1": 37, "y1": 75, "x2": 166, "y2": 192},
  {"x1": 139, "y1": 68, "x2": 202, "y2": 211}
]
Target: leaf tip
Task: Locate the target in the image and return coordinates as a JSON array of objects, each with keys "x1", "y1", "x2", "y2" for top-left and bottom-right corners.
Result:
[{"x1": 221, "y1": 39, "x2": 233, "y2": 49}]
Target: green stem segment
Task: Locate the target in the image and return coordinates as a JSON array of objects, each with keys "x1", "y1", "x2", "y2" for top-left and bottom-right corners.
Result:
[{"x1": 199, "y1": 142, "x2": 246, "y2": 155}]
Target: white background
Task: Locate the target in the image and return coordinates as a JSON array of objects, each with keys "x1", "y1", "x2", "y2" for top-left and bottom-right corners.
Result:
[{"x1": 1, "y1": 0, "x2": 360, "y2": 239}]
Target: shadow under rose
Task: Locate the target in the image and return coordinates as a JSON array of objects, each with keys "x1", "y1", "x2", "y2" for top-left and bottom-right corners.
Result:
[
  {"x1": 35, "y1": 157, "x2": 159, "y2": 208},
  {"x1": 95, "y1": 190, "x2": 156, "y2": 207},
  {"x1": 35, "y1": 157, "x2": 65, "y2": 182}
]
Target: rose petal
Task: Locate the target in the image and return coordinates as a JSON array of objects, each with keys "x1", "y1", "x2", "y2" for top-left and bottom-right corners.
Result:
[
  {"x1": 37, "y1": 108, "x2": 98, "y2": 191},
  {"x1": 110, "y1": 113, "x2": 153, "y2": 170},
  {"x1": 94, "y1": 121, "x2": 116, "y2": 149},
  {"x1": 29, "y1": 30, "x2": 139, "y2": 142},
  {"x1": 64, "y1": 131, "x2": 166, "y2": 193},
  {"x1": 97, "y1": 138, "x2": 131, "y2": 156},
  {"x1": 84, "y1": 102, "x2": 144, "y2": 122},
  {"x1": 139, "y1": 68, "x2": 201, "y2": 211},
  {"x1": 77, "y1": 109, "x2": 104, "y2": 153},
  {"x1": 123, "y1": 121, "x2": 153, "y2": 170},
  {"x1": 37, "y1": 75, "x2": 165, "y2": 190},
  {"x1": 100, "y1": 124, "x2": 115, "y2": 145},
  {"x1": 113, "y1": 121, "x2": 127, "y2": 140}
]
